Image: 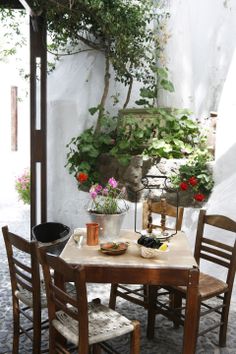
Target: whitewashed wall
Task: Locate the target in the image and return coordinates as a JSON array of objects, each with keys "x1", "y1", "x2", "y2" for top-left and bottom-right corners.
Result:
[
  {"x1": 47, "y1": 1, "x2": 236, "y2": 297},
  {"x1": 160, "y1": 0, "x2": 236, "y2": 120}
]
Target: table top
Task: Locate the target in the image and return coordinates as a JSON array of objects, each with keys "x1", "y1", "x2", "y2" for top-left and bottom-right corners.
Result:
[{"x1": 60, "y1": 229, "x2": 197, "y2": 270}]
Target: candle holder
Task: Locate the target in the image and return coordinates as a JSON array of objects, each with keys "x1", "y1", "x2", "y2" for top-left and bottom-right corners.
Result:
[{"x1": 134, "y1": 174, "x2": 179, "y2": 238}]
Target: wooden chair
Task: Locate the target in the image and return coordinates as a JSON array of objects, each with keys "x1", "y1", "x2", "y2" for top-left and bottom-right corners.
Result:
[
  {"x1": 147, "y1": 209, "x2": 236, "y2": 346},
  {"x1": 109, "y1": 200, "x2": 184, "y2": 325},
  {"x1": 142, "y1": 199, "x2": 184, "y2": 232},
  {"x1": 2, "y1": 226, "x2": 48, "y2": 354},
  {"x1": 38, "y1": 248, "x2": 140, "y2": 354}
]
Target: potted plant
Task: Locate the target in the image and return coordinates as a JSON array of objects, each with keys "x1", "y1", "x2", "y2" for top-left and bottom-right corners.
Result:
[
  {"x1": 84, "y1": 177, "x2": 129, "y2": 240},
  {"x1": 169, "y1": 149, "x2": 214, "y2": 206},
  {"x1": 66, "y1": 106, "x2": 208, "y2": 200}
]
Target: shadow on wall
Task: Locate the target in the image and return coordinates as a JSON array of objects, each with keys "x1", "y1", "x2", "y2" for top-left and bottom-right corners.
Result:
[{"x1": 214, "y1": 142, "x2": 236, "y2": 185}]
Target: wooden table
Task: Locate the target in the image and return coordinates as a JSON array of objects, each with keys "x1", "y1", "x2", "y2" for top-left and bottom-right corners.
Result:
[{"x1": 60, "y1": 229, "x2": 199, "y2": 354}]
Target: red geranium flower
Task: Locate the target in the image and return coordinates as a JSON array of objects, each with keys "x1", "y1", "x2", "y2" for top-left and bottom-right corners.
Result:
[
  {"x1": 76, "y1": 172, "x2": 88, "y2": 183},
  {"x1": 193, "y1": 193, "x2": 205, "y2": 202},
  {"x1": 179, "y1": 182, "x2": 188, "y2": 191},
  {"x1": 188, "y1": 176, "x2": 198, "y2": 186}
]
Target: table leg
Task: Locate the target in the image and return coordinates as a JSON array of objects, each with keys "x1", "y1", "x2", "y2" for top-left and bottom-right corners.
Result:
[{"x1": 182, "y1": 268, "x2": 200, "y2": 354}]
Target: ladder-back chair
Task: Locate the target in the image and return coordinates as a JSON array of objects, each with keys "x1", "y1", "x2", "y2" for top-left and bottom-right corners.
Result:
[
  {"x1": 39, "y1": 248, "x2": 140, "y2": 354},
  {"x1": 147, "y1": 209, "x2": 236, "y2": 346},
  {"x1": 109, "y1": 200, "x2": 184, "y2": 329},
  {"x1": 2, "y1": 226, "x2": 48, "y2": 354}
]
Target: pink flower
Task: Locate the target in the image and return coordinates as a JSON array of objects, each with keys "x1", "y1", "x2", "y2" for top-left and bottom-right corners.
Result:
[
  {"x1": 102, "y1": 188, "x2": 109, "y2": 195},
  {"x1": 108, "y1": 177, "x2": 118, "y2": 188},
  {"x1": 95, "y1": 184, "x2": 103, "y2": 192},
  {"x1": 90, "y1": 191, "x2": 97, "y2": 199}
]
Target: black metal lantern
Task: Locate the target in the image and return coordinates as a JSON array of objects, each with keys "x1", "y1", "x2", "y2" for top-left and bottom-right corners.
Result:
[{"x1": 134, "y1": 174, "x2": 180, "y2": 238}]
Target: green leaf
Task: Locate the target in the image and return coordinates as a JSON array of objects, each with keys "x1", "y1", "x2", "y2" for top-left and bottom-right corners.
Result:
[
  {"x1": 116, "y1": 155, "x2": 131, "y2": 166},
  {"x1": 80, "y1": 145, "x2": 99, "y2": 158},
  {"x1": 160, "y1": 79, "x2": 175, "y2": 92},
  {"x1": 156, "y1": 67, "x2": 168, "y2": 79},
  {"x1": 139, "y1": 87, "x2": 156, "y2": 98},
  {"x1": 152, "y1": 139, "x2": 166, "y2": 149},
  {"x1": 172, "y1": 139, "x2": 184, "y2": 148},
  {"x1": 88, "y1": 106, "x2": 99, "y2": 115},
  {"x1": 135, "y1": 99, "x2": 149, "y2": 106},
  {"x1": 163, "y1": 144, "x2": 172, "y2": 153},
  {"x1": 78, "y1": 161, "x2": 91, "y2": 171},
  {"x1": 118, "y1": 140, "x2": 130, "y2": 149}
]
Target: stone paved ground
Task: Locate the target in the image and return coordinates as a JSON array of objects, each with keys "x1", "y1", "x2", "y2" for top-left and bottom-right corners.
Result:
[{"x1": 0, "y1": 202, "x2": 235, "y2": 353}]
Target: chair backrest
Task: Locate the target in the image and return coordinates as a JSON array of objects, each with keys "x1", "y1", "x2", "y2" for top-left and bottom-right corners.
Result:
[
  {"x1": 2, "y1": 226, "x2": 41, "y2": 306},
  {"x1": 38, "y1": 248, "x2": 89, "y2": 353},
  {"x1": 142, "y1": 200, "x2": 184, "y2": 231},
  {"x1": 194, "y1": 209, "x2": 236, "y2": 291}
]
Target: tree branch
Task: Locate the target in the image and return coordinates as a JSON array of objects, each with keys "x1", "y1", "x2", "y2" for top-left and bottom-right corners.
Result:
[
  {"x1": 94, "y1": 53, "x2": 110, "y2": 134},
  {"x1": 47, "y1": 47, "x2": 98, "y2": 57},
  {"x1": 123, "y1": 76, "x2": 133, "y2": 109}
]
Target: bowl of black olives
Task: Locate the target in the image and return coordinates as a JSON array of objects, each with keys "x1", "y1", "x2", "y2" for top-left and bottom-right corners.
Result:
[{"x1": 137, "y1": 235, "x2": 169, "y2": 258}]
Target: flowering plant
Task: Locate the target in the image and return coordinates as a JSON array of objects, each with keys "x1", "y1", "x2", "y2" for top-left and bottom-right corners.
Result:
[
  {"x1": 15, "y1": 169, "x2": 30, "y2": 205},
  {"x1": 88, "y1": 177, "x2": 129, "y2": 214},
  {"x1": 170, "y1": 150, "x2": 214, "y2": 203}
]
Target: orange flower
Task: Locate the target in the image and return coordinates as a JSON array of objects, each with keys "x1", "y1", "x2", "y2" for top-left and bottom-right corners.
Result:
[{"x1": 76, "y1": 172, "x2": 88, "y2": 183}]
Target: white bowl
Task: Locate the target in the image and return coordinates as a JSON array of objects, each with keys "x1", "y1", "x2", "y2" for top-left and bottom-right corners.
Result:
[{"x1": 139, "y1": 244, "x2": 169, "y2": 259}]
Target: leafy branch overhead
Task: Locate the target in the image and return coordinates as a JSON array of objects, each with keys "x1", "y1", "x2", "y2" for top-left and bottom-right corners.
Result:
[
  {"x1": 1, "y1": 1, "x2": 169, "y2": 131},
  {"x1": 28, "y1": 0, "x2": 163, "y2": 132}
]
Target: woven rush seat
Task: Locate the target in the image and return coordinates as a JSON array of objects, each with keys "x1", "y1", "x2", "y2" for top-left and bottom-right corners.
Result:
[
  {"x1": 172, "y1": 272, "x2": 228, "y2": 299},
  {"x1": 15, "y1": 278, "x2": 75, "y2": 308},
  {"x1": 53, "y1": 301, "x2": 134, "y2": 345},
  {"x1": 39, "y1": 249, "x2": 140, "y2": 353},
  {"x1": 15, "y1": 282, "x2": 48, "y2": 308}
]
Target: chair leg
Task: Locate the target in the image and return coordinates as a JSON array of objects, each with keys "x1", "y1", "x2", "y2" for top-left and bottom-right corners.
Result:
[
  {"x1": 50, "y1": 326, "x2": 67, "y2": 354},
  {"x1": 130, "y1": 320, "x2": 140, "y2": 354},
  {"x1": 170, "y1": 291, "x2": 182, "y2": 328},
  {"x1": 12, "y1": 299, "x2": 20, "y2": 354},
  {"x1": 33, "y1": 308, "x2": 41, "y2": 354},
  {"x1": 109, "y1": 283, "x2": 118, "y2": 309},
  {"x1": 92, "y1": 343, "x2": 102, "y2": 354},
  {"x1": 146, "y1": 285, "x2": 158, "y2": 339},
  {"x1": 219, "y1": 293, "x2": 231, "y2": 347}
]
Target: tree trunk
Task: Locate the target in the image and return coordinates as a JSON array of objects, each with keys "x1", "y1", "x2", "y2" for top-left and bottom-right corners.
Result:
[{"x1": 94, "y1": 54, "x2": 110, "y2": 134}]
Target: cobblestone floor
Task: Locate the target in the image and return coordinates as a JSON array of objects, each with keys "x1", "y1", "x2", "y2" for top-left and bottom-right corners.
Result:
[{"x1": 0, "y1": 205, "x2": 235, "y2": 353}]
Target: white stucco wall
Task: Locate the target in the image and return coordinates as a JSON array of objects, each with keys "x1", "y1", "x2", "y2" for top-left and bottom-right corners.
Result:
[{"x1": 160, "y1": 0, "x2": 236, "y2": 120}]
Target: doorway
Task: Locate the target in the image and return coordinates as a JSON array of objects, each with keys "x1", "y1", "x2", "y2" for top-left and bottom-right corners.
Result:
[{"x1": 0, "y1": 10, "x2": 30, "y2": 236}]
